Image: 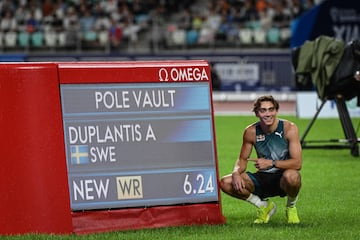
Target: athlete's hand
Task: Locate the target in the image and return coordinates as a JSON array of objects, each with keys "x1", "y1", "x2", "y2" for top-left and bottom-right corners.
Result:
[
  {"x1": 231, "y1": 172, "x2": 245, "y2": 192},
  {"x1": 254, "y1": 158, "x2": 272, "y2": 170}
]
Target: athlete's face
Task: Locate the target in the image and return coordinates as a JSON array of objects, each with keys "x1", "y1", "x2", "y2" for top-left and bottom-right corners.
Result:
[{"x1": 256, "y1": 101, "x2": 277, "y2": 126}]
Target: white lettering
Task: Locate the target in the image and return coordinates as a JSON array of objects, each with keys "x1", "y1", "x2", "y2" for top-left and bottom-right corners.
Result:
[
  {"x1": 90, "y1": 146, "x2": 116, "y2": 163},
  {"x1": 145, "y1": 124, "x2": 156, "y2": 141},
  {"x1": 69, "y1": 126, "x2": 78, "y2": 144},
  {"x1": 333, "y1": 25, "x2": 360, "y2": 43},
  {"x1": 84, "y1": 179, "x2": 94, "y2": 200},
  {"x1": 132, "y1": 90, "x2": 176, "y2": 108},
  {"x1": 159, "y1": 67, "x2": 209, "y2": 82},
  {"x1": 73, "y1": 179, "x2": 110, "y2": 201},
  {"x1": 330, "y1": 7, "x2": 360, "y2": 23},
  {"x1": 68, "y1": 124, "x2": 144, "y2": 144},
  {"x1": 94, "y1": 90, "x2": 130, "y2": 110}
]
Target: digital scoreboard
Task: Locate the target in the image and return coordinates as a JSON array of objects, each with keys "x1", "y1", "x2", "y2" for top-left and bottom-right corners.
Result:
[
  {"x1": 1, "y1": 61, "x2": 224, "y2": 235},
  {"x1": 61, "y1": 82, "x2": 218, "y2": 210},
  {"x1": 58, "y1": 61, "x2": 223, "y2": 219}
]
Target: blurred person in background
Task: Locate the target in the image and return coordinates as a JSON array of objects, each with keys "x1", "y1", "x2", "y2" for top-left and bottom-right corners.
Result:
[
  {"x1": 109, "y1": 17, "x2": 122, "y2": 50},
  {"x1": 1, "y1": 10, "x2": 17, "y2": 32}
]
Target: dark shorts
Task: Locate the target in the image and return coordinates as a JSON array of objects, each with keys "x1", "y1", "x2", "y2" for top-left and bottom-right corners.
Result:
[{"x1": 246, "y1": 171, "x2": 286, "y2": 199}]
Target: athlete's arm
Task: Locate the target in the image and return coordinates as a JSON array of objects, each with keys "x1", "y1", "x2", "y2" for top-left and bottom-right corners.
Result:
[
  {"x1": 276, "y1": 120, "x2": 302, "y2": 170},
  {"x1": 232, "y1": 124, "x2": 255, "y2": 191}
]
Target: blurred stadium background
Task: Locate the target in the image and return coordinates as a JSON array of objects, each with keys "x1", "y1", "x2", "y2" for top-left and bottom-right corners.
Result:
[{"x1": 0, "y1": 0, "x2": 358, "y2": 100}]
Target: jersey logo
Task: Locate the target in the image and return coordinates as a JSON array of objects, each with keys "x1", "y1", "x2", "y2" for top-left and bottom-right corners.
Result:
[
  {"x1": 275, "y1": 131, "x2": 283, "y2": 138},
  {"x1": 256, "y1": 134, "x2": 265, "y2": 142}
]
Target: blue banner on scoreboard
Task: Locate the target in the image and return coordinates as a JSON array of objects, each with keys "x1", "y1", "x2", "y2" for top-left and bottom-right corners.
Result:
[{"x1": 61, "y1": 82, "x2": 219, "y2": 210}]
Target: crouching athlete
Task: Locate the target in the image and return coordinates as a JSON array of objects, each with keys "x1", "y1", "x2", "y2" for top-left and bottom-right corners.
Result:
[{"x1": 220, "y1": 95, "x2": 302, "y2": 224}]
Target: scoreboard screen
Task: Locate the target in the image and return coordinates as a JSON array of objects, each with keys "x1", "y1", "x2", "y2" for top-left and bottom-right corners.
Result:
[{"x1": 60, "y1": 82, "x2": 218, "y2": 210}]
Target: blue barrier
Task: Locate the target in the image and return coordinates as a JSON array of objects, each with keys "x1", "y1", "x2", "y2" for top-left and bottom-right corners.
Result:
[{"x1": 21, "y1": 50, "x2": 295, "y2": 92}]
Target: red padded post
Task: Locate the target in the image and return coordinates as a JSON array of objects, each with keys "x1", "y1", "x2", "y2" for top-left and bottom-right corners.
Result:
[{"x1": 0, "y1": 63, "x2": 73, "y2": 235}]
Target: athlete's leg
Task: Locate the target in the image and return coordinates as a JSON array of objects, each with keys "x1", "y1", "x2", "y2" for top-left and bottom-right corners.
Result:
[
  {"x1": 280, "y1": 169, "x2": 301, "y2": 198},
  {"x1": 220, "y1": 173, "x2": 254, "y2": 200},
  {"x1": 220, "y1": 172, "x2": 277, "y2": 223},
  {"x1": 280, "y1": 169, "x2": 301, "y2": 224}
]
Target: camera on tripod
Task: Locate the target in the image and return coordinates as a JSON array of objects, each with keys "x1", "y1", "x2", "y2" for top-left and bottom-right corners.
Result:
[{"x1": 291, "y1": 35, "x2": 360, "y2": 157}]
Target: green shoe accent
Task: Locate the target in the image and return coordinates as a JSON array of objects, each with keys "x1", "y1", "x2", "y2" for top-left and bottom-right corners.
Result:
[
  {"x1": 253, "y1": 200, "x2": 276, "y2": 224},
  {"x1": 286, "y1": 206, "x2": 300, "y2": 224}
]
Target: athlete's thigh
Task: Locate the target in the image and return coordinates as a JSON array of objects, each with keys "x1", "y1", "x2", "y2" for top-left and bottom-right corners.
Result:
[{"x1": 241, "y1": 172, "x2": 255, "y2": 192}]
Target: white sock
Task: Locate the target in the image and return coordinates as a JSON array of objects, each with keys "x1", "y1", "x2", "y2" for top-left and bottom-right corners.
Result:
[
  {"x1": 246, "y1": 193, "x2": 267, "y2": 208},
  {"x1": 286, "y1": 196, "x2": 298, "y2": 208}
]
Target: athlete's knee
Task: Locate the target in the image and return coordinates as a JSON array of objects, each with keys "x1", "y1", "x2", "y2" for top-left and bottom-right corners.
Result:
[
  {"x1": 282, "y1": 169, "x2": 301, "y2": 186},
  {"x1": 219, "y1": 175, "x2": 232, "y2": 192}
]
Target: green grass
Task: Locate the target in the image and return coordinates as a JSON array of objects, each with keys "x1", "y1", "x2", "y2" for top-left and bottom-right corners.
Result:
[{"x1": 2, "y1": 115, "x2": 360, "y2": 240}]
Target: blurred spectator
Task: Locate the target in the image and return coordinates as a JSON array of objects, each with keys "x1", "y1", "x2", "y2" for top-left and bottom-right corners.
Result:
[
  {"x1": 271, "y1": 0, "x2": 292, "y2": 28},
  {"x1": 305, "y1": 0, "x2": 316, "y2": 10},
  {"x1": 214, "y1": 0, "x2": 231, "y2": 15},
  {"x1": 231, "y1": 4, "x2": 244, "y2": 23},
  {"x1": 63, "y1": 6, "x2": 79, "y2": 48},
  {"x1": 26, "y1": 9, "x2": 41, "y2": 33},
  {"x1": 176, "y1": 7, "x2": 192, "y2": 31},
  {"x1": 109, "y1": 17, "x2": 122, "y2": 49},
  {"x1": 42, "y1": 0, "x2": 54, "y2": 18},
  {"x1": 111, "y1": 2, "x2": 131, "y2": 23},
  {"x1": 0, "y1": 0, "x2": 16, "y2": 16},
  {"x1": 217, "y1": 9, "x2": 238, "y2": 42},
  {"x1": 191, "y1": 13, "x2": 203, "y2": 31},
  {"x1": 42, "y1": 14, "x2": 54, "y2": 32},
  {"x1": 0, "y1": 10, "x2": 17, "y2": 32},
  {"x1": 0, "y1": 0, "x2": 320, "y2": 51},
  {"x1": 100, "y1": 0, "x2": 118, "y2": 17},
  {"x1": 256, "y1": 0, "x2": 269, "y2": 13},
  {"x1": 54, "y1": 0, "x2": 66, "y2": 19},
  {"x1": 63, "y1": 6, "x2": 78, "y2": 30},
  {"x1": 79, "y1": 6, "x2": 95, "y2": 32},
  {"x1": 130, "y1": 0, "x2": 149, "y2": 16},
  {"x1": 79, "y1": 6, "x2": 97, "y2": 47},
  {"x1": 52, "y1": 13, "x2": 64, "y2": 32},
  {"x1": 94, "y1": 11, "x2": 111, "y2": 32},
  {"x1": 122, "y1": 14, "x2": 141, "y2": 49},
  {"x1": 26, "y1": 4, "x2": 43, "y2": 22},
  {"x1": 149, "y1": 4, "x2": 167, "y2": 52},
  {"x1": 204, "y1": 8, "x2": 222, "y2": 32},
  {"x1": 238, "y1": 0, "x2": 259, "y2": 25},
  {"x1": 259, "y1": 7, "x2": 272, "y2": 30},
  {"x1": 14, "y1": 4, "x2": 28, "y2": 31},
  {"x1": 290, "y1": 0, "x2": 306, "y2": 18}
]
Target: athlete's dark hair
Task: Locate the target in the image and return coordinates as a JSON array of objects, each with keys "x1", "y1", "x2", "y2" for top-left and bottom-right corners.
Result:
[{"x1": 252, "y1": 95, "x2": 280, "y2": 113}]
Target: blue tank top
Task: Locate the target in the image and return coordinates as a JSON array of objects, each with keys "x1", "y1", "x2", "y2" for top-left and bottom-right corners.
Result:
[{"x1": 255, "y1": 119, "x2": 289, "y2": 173}]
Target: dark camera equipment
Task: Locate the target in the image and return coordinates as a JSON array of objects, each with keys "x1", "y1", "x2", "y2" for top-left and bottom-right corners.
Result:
[{"x1": 292, "y1": 36, "x2": 360, "y2": 157}]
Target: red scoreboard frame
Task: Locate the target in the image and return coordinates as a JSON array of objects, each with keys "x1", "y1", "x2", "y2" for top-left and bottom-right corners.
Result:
[{"x1": 0, "y1": 60, "x2": 225, "y2": 235}]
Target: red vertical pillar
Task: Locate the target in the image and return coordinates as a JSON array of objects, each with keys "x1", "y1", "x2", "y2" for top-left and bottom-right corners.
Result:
[{"x1": 0, "y1": 63, "x2": 73, "y2": 235}]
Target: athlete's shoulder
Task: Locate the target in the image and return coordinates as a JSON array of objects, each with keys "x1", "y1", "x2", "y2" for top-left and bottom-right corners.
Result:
[
  {"x1": 282, "y1": 119, "x2": 299, "y2": 139},
  {"x1": 282, "y1": 119, "x2": 298, "y2": 129},
  {"x1": 243, "y1": 122, "x2": 257, "y2": 141},
  {"x1": 244, "y1": 121, "x2": 258, "y2": 131}
]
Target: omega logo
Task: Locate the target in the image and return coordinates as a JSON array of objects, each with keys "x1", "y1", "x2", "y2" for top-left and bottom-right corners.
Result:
[{"x1": 158, "y1": 67, "x2": 209, "y2": 82}]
